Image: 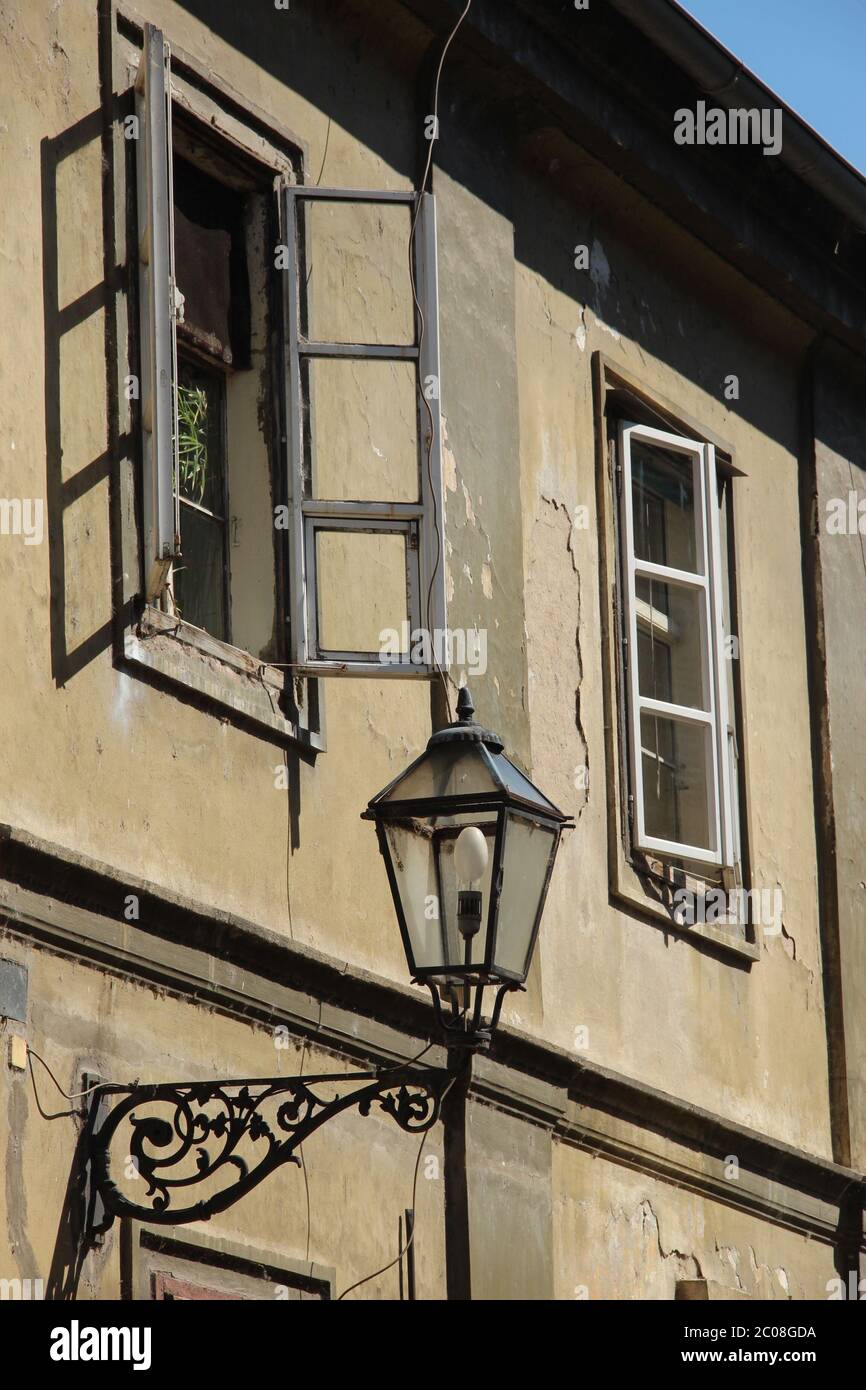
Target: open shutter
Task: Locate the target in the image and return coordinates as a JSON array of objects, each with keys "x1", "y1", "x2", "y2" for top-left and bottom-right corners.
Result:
[
  {"x1": 136, "y1": 24, "x2": 180, "y2": 600},
  {"x1": 280, "y1": 185, "x2": 447, "y2": 674}
]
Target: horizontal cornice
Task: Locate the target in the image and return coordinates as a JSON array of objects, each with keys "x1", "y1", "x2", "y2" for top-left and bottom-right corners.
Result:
[{"x1": 0, "y1": 822, "x2": 862, "y2": 1237}]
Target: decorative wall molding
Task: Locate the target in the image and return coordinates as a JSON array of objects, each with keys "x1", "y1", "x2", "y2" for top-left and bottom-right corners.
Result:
[{"x1": 0, "y1": 822, "x2": 863, "y2": 1245}]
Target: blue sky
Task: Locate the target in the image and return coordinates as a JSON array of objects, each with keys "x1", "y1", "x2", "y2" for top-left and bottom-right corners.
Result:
[{"x1": 678, "y1": 0, "x2": 866, "y2": 176}]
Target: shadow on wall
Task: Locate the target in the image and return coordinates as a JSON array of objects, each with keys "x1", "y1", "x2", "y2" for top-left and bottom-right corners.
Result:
[{"x1": 41, "y1": 87, "x2": 136, "y2": 690}]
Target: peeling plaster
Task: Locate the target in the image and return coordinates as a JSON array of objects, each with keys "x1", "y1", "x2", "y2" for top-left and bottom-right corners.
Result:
[
  {"x1": 575, "y1": 306, "x2": 587, "y2": 353},
  {"x1": 441, "y1": 415, "x2": 458, "y2": 493},
  {"x1": 608, "y1": 1198, "x2": 703, "y2": 1282},
  {"x1": 461, "y1": 480, "x2": 476, "y2": 526},
  {"x1": 715, "y1": 1240, "x2": 746, "y2": 1291}
]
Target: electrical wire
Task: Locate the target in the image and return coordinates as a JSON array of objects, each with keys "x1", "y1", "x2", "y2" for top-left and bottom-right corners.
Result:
[
  {"x1": 379, "y1": 1036, "x2": 436, "y2": 1074},
  {"x1": 26, "y1": 1047, "x2": 120, "y2": 1099},
  {"x1": 314, "y1": 115, "x2": 333, "y2": 187},
  {"x1": 27, "y1": 1054, "x2": 79, "y2": 1122},
  {"x1": 336, "y1": 1071, "x2": 458, "y2": 1300},
  {"x1": 408, "y1": 0, "x2": 473, "y2": 724},
  {"x1": 417, "y1": 0, "x2": 472, "y2": 202}
]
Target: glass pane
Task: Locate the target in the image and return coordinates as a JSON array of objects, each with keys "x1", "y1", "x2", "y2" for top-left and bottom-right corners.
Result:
[
  {"x1": 381, "y1": 744, "x2": 500, "y2": 803},
  {"x1": 382, "y1": 813, "x2": 498, "y2": 974},
  {"x1": 308, "y1": 358, "x2": 419, "y2": 502},
  {"x1": 639, "y1": 713, "x2": 714, "y2": 852},
  {"x1": 173, "y1": 158, "x2": 235, "y2": 359},
  {"x1": 315, "y1": 529, "x2": 408, "y2": 654},
  {"x1": 176, "y1": 363, "x2": 225, "y2": 515},
  {"x1": 635, "y1": 579, "x2": 709, "y2": 710},
  {"x1": 631, "y1": 439, "x2": 700, "y2": 574},
  {"x1": 383, "y1": 821, "x2": 443, "y2": 971},
  {"x1": 487, "y1": 752, "x2": 563, "y2": 815},
  {"x1": 305, "y1": 200, "x2": 414, "y2": 345},
  {"x1": 435, "y1": 819, "x2": 498, "y2": 973},
  {"x1": 175, "y1": 505, "x2": 227, "y2": 640},
  {"x1": 493, "y1": 814, "x2": 556, "y2": 979}
]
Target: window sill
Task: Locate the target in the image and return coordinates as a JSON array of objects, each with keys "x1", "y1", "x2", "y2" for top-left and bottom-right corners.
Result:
[
  {"x1": 612, "y1": 871, "x2": 760, "y2": 963},
  {"x1": 124, "y1": 606, "x2": 324, "y2": 751}
]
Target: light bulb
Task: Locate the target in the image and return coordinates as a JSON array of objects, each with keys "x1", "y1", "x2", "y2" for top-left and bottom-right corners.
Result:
[{"x1": 454, "y1": 825, "x2": 489, "y2": 884}]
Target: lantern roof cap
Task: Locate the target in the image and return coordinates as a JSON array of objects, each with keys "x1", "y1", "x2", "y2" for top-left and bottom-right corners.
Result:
[
  {"x1": 363, "y1": 685, "x2": 573, "y2": 824},
  {"x1": 426, "y1": 685, "x2": 504, "y2": 753}
]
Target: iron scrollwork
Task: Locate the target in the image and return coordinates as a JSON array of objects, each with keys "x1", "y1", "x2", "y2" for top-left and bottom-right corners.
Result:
[{"x1": 90, "y1": 1067, "x2": 447, "y2": 1225}]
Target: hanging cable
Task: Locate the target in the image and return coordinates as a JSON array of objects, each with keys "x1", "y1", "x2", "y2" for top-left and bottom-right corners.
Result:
[
  {"x1": 27, "y1": 1047, "x2": 122, "y2": 1099},
  {"x1": 336, "y1": 1071, "x2": 458, "y2": 1300},
  {"x1": 314, "y1": 115, "x2": 333, "y2": 188}
]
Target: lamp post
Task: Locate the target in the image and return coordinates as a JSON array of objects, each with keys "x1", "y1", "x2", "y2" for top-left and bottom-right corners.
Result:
[
  {"x1": 364, "y1": 685, "x2": 573, "y2": 1045},
  {"x1": 363, "y1": 684, "x2": 572, "y2": 1297}
]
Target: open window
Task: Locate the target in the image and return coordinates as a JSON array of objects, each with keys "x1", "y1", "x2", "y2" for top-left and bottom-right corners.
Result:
[
  {"x1": 135, "y1": 26, "x2": 447, "y2": 686},
  {"x1": 618, "y1": 422, "x2": 739, "y2": 873},
  {"x1": 134, "y1": 25, "x2": 282, "y2": 665},
  {"x1": 280, "y1": 186, "x2": 447, "y2": 674}
]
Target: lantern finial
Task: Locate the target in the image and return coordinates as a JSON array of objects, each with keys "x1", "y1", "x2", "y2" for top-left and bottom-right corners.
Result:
[{"x1": 456, "y1": 684, "x2": 475, "y2": 724}]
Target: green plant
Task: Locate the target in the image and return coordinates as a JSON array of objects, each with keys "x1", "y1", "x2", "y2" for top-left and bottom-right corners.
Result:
[{"x1": 177, "y1": 382, "x2": 209, "y2": 504}]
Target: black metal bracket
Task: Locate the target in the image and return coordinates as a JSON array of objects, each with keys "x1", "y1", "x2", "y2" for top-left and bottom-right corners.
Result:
[
  {"x1": 89, "y1": 1065, "x2": 448, "y2": 1226},
  {"x1": 426, "y1": 980, "x2": 519, "y2": 1047}
]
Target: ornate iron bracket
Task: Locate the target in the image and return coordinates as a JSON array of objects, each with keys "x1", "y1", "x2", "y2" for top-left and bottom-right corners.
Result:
[{"x1": 89, "y1": 1066, "x2": 448, "y2": 1226}]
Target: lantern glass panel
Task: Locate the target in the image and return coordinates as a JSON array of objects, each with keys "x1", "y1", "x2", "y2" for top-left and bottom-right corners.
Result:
[
  {"x1": 493, "y1": 811, "x2": 557, "y2": 979},
  {"x1": 379, "y1": 744, "x2": 498, "y2": 803},
  {"x1": 435, "y1": 815, "x2": 498, "y2": 974},
  {"x1": 488, "y1": 752, "x2": 564, "y2": 816},
  {"x1": 382, "y1": 810, "x2": 498, "y2": 974},
  {"x1": 382, "y1": 819, "x2": 442, "y2": 971}
]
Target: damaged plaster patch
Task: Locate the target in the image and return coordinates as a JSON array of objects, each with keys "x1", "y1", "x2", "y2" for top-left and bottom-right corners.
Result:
[
  {"x1": 441, "y1": 415, "x2": 458, "y2": 493},
  {"x1": 748, "y1": 1246, "x2": 793, "y2": 1300},
  {"x1": 461, "y1": 480, "x2": 476, "y2": 526},
  {"x1": 575, "y1": 306, "x2": 587, "y2": 353},
  {"x1": 608, "y1": 1198, "x2": 702, "y2": 1283},
  {"x1": 444, "y1": 537, "x2": 454, "y2": 602},
  {"x1": 481, "y1": 562, "x2": 493, "y2": 599},
  {"x1": 715, "y1": 1241, "x2": 746, "y2": 1292},
  {"x1": 537, "y1": 493, "x2": 589, "y2": 816}
]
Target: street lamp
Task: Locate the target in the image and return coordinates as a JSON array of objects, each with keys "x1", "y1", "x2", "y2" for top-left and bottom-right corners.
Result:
[
  {"x1": 364, "y1": 686, "x2": 573, "y2": 1044},
  {"x1": 85, "y1": 687, "x2": 569, "y2": 1231}
]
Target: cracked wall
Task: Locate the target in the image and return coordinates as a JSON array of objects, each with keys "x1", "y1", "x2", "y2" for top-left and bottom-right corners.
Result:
[
  {"x1": 511, "y1": 130, "x2": 831, "y2": 1157},
  {"x1": 553, "y1": 1143, "x2": 834, "y2": 1301}
]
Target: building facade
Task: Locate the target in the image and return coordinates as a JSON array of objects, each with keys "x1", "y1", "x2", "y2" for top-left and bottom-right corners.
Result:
[{"x1": 0, "y1": 0, "x2": 864, "y2": 1300}]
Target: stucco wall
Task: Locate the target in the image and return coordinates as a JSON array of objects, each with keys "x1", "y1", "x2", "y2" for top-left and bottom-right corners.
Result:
[
  {"x1": 552, "y1": 1140, "x2": 837, "y2": 1301},
  {"x1": 0, "y1": 932, "x2": 446, "y2": 1299},
  {"x1": 0, "y1": 0, "x2": 856, "y2": 1300},
  {"x1": 510, "y1": 136, "x2": 829, "y2": 1154}
]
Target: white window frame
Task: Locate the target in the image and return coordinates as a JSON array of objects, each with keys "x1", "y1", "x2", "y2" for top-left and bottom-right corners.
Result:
[
  {"x1": 280, "y1": 185, "x2": 447, "y2": 676},
  {"x1": 135, "y1": 25, "x2": 181, "y2": 601},
  {"x1": 619, "y1": 422, "x2": 735, "y2": 869}
]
